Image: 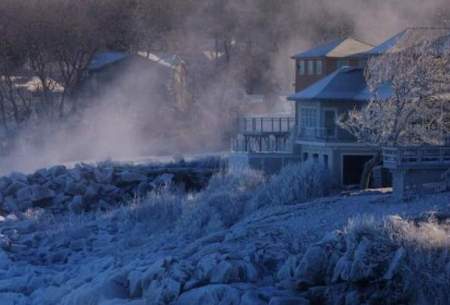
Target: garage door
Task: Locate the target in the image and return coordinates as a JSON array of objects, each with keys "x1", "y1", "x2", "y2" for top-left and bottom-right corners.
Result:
[{"x1": 342, "y1": 155, "x2": 373, "y2": 186}]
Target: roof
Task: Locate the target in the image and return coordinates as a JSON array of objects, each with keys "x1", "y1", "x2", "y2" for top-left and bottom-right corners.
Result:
[
  {"x1": 88, "y1": 51, "x2": 128, "y2": 71},
  {"x1": 292, "y1": 38, "x2": 373, "y2": 59},
  {"x1": 365, "y1": 27, "x2": 450, "y2": 56},
  {"x1": 287, "y1": 66, "x2": 392, "y2": 102},
  {"x1": 88, "y1": 51, "x2": 187, "y2": 72}
]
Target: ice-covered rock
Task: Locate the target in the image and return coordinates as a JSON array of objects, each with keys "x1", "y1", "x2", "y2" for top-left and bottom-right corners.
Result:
[
  {"x1": 117, "y1": 172, "x2": 147, "y2": 185},
  {"x1": 69, "y1": 195, "x2": 85, "y2": 213},
  {"x1": 268, "y1": 296, "x2": 310, "y2": 305},
  {"x1": 175, "y1": 284, "x2": 241, "y2": 305}
]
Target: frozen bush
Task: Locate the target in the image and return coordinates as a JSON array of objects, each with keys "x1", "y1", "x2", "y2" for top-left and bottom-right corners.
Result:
[
  {"x1": 124, "y1": 190, "x2": 185, "y2": 231},
  {"x1": 250, "y1": 161, "x2": 331, "y2": 210},
  {"x1": 180, "y1": 170, "x2": 264, "y2": 236},
  {"x1": 343, "y1": 214, "x2": 450, "y2": 305}
]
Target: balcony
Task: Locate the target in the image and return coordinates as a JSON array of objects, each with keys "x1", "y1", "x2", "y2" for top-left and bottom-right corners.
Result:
[{"x1": 232, "y1": 116, "x2": 295, "y2": 153}]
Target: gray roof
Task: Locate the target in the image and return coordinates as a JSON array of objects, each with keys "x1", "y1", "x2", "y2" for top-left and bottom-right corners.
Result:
[
  {"x1": 287, "y1": 67, "x2": 392, "y2": 102},
  {"x1": 292, "y1": 38, "x2": 373, "y2": 59}
]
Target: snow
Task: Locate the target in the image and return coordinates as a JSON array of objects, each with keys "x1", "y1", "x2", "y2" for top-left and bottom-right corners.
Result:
[{"x1": 0, "y1": 161, "x2": 449, "y2": 304}]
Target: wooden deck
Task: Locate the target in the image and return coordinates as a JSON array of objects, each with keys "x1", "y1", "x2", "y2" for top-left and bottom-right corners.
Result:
[
  {"x1": 232, "y1": 116, "x2": 295, "y2": 153},
  {"x1": 236, "y1": 117, "x2": 295, "y2": 135},
  {"x1": 383, "y1": 146, "x2": 450, "y2": 169}
]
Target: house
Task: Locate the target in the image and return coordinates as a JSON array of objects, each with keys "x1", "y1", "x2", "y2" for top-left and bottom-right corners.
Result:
[
  {"x1": 231, "y1": 37, "x2": 377, "y2": 186},
  {"x1": 78, "y1": 51, "x2": 192, "y2": 113},
  {"x1": 231, "y1": 28, "x2": 450, "y2": 189}
]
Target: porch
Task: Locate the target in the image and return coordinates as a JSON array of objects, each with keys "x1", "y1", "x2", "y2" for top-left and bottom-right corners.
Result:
[{"x1": 382, "y1": 146, "x2": 450, "y2": 199}]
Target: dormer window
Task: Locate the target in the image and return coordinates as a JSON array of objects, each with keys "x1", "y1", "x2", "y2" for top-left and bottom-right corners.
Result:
[
  {"x1": 297, "y1": 60, "x2": 305, "y2": 75},
  {"x1": 307, "y1": 60, "x2": 315, "y2": 75},
  {"x1": 316, "y1": 60, "x2": 323, "y2": 75}
]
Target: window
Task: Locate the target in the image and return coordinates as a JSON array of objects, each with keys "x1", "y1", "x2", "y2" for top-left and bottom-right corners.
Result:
[
  {"x1": 303, "y1": 153, "x2": 308, "y2": 161},
  {"x1": 307, "y1": 60, "x2": 315, "y2": 75},
  {"x1": 313, "y1": 153, "x2": 319, "y2": 162},
  {"x1": 323, "y1": 154, "x2": 329, "y2": 168},
  {"x1": 324, "y1": 110, "x2": 336, "y2": 137},
  {"x1": 337, "y1": 59, "x2": 350, "y2": 69},
  {"x1": 316, "y1": 60, "x2": 323, "y2": 75},
  {"x1": 298, "y1": 60, "x2": 305, "y2": 75},
  {"x1": 301, "y1": 108, "x2": 318, "y2": 128}
]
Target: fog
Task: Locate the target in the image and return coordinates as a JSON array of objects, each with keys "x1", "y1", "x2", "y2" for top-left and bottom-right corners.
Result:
[{"x1": 0, "y1": 0, "x2": 449, "y2": 174}]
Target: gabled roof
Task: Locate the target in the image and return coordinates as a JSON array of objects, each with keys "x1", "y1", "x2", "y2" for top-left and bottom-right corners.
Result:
[
  {"x1": 287, "y1": 67, "x2": 392, "y2": 102},
  {"x1": 88, "y1": 51, "x2": 128, "y2": 71},
  {"x1": 365, "y1": 27, "x2": 450, "y2": 56},
  {"x1": 292, "y1": 38, "x2": 373, "y2": 59}
]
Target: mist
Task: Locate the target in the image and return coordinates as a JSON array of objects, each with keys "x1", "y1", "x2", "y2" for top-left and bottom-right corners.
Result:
[{"x1": 0, "y1": 0, "x2": 449, "y2": 174}]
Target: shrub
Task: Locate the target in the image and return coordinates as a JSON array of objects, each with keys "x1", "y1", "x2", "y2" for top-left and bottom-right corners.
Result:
[
  {"x1": 179, "y1": 170, "x2": 264, "y2": 236},
  {"x1": 250, "y1": 161, "x2": 331, "y2": 211},
  {"x1": 344, "y1": 214, "x2": 450, "y2": 305}
]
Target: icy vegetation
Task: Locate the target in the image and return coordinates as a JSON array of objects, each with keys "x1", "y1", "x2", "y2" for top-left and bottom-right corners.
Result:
[{"x1": 0, "y1": 160, "x2": 449, "y2": 305}]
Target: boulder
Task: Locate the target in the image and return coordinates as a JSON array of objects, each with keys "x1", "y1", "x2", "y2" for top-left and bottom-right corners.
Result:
[
  {"x1": 49, "y1": 165, "x2": 67, "y2": 178},
  {"x1": 95, "y1": 168, "x2": 114, "y2": 184},
  {"x1": 268, "y1": 296, "x2": 310, "y2": 305},
  {"x1": 175, "y1": 285, "x2": 240, "y2": 305},
  {"x1": 117, "y1": 172, "x2": 147, "y2": 185},
  {"x1": 143, "y1": 278, "x2": 181, "y2": 305},
  {"x1": 69, "y1": 196, "x2": 84, "y2": 214},
  {"x1": 127, "y1": 270, "x2": 144, "y2": 298},
  {"x1": 240, "y1": 291, "x2": 269, "y2": 305},
  {"x1": 3, "y1": 197, "x2": 19, "y2": 212},
  {"x1": 30, "y1": 185, "x2": 55, "y2": 206},
  {"x1": 4, "y1": 181, "x2": 28, "y2": 197}
]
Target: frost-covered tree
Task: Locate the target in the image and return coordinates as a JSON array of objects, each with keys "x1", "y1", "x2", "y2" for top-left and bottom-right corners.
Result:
[
  {"x1": 339, "y1": 33, "x2": 450, "y2": 188},
  {"x1": 341, "y1": 34, "x2": 450, "y2": 146}
]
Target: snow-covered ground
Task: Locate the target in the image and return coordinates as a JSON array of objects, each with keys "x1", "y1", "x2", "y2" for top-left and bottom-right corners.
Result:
[{"x1": 0, "y1": 162, "x2": 449, "y2": 305}]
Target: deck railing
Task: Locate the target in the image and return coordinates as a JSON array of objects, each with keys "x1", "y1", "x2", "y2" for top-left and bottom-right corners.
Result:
[
  {"x1": 237, "y1": 117, "x2": 295, "y2": 134},
  {"x1": 231, "y1": 135, "x2": 293, "y2": 153},
  {"x1": 383, "y1": 146, "x2": 450, "y2": 169}
]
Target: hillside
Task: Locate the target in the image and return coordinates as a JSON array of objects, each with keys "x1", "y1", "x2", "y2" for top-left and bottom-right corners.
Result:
[{"x1": 0, "y1": 162, "x2": 449, "y2": 305}]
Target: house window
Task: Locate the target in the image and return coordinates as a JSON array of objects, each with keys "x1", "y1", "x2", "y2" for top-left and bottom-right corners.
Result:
[
  {"x1": 303, "y1": 152, "x2": 308, "y2": 161},
  {"x1": 313, "y1": 153, "x2": 319, "y2": 162},
  {"x1": 324, "y1": 110, "x2": 337, "y2": 137},
  {"x1": 307, "y1": 60, "x2": 315, "y2": 75},
  {"x1": 316, "y1": 60, "x2": 323, "y2": 75},
  {"x1": 301, "y1": 108, "x2": 318, "y2": 128},
  {"x1": 337, "y1": 59, "x2": 350, "y2": 69},
  {"x1": 298, "y1": 60, "x2": 305, "y2": 75},
  {"x1": 323, "y1": 154, "x2": 329, "y2": 168}
]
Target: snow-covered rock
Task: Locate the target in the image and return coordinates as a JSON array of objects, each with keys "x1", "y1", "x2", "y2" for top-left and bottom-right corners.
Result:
[{"x1": 175, "y1": 284, "x2": 241, "y2": 305}]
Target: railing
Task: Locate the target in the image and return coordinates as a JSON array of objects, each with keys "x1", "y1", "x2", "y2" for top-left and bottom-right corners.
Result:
[
  {"x1": 237, "y1": 117, "x2": 295, "y2": 134},
  {"x1": 297, "y1": 127, "x2": 337, "y2": 140},
  {"x1": 383, "y1": 146, "x2": 450, "y2": 169},
  {"x1": 231, "y1": 134, "x2": 293, "y2": 153}
]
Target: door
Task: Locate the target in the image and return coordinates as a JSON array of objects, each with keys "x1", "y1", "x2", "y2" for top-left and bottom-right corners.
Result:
[
  {"x1": 324, "y1": 110, "x2": 336, "y2": 138},
  {"x1": 342, "y1": 155, "x2": 373, "y2": 186}
]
